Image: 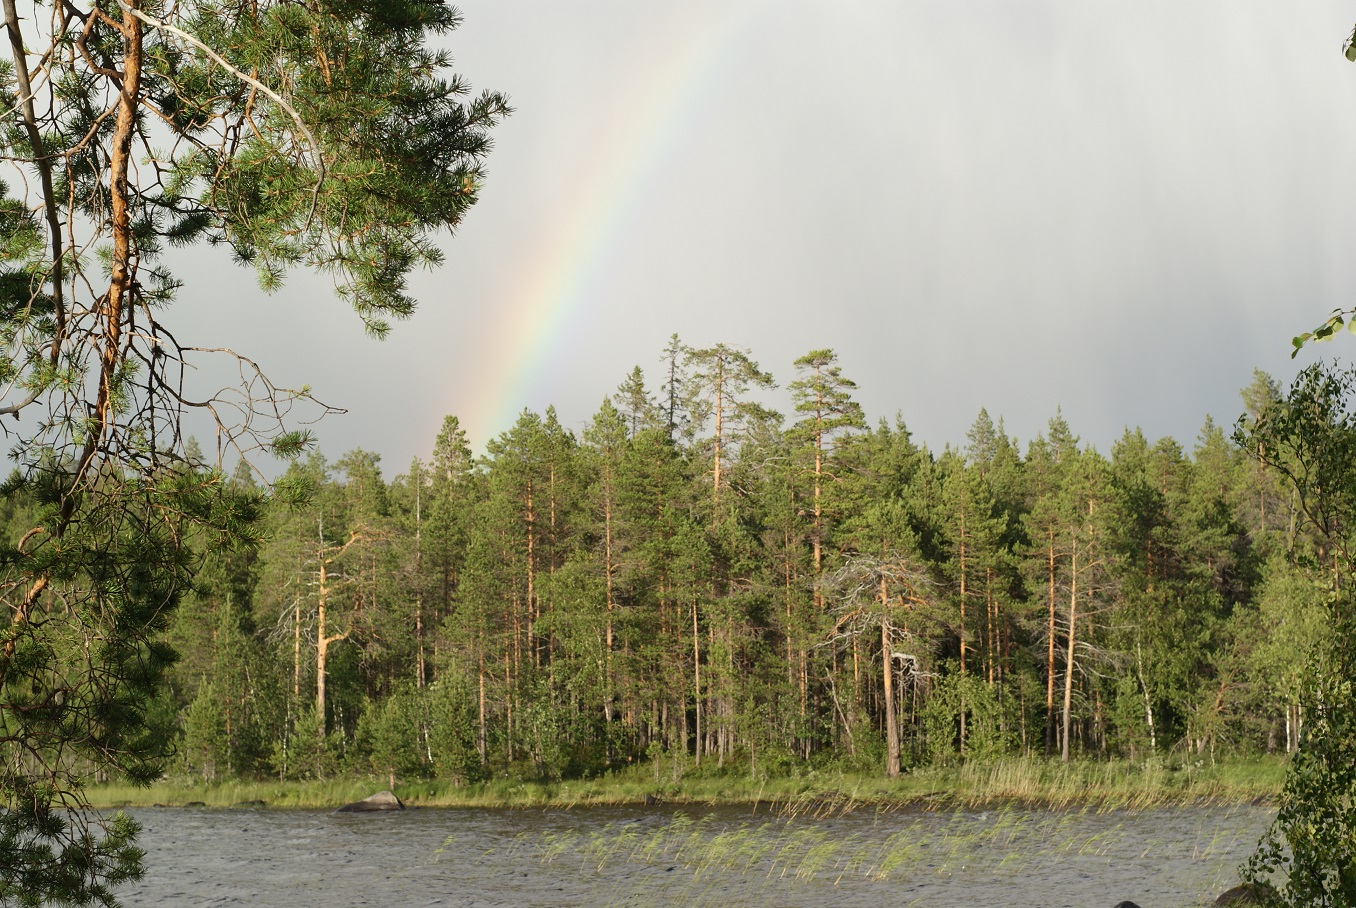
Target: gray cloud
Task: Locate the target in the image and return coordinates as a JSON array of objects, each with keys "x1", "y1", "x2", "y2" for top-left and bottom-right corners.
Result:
[{"x1": 171, "y1": 1, "x2": 1356, "y2": 472}]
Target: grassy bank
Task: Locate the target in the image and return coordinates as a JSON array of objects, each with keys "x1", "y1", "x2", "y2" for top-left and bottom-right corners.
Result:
[{"x1": 84, "y1": 755, "x2": 1284, "y2": 812}]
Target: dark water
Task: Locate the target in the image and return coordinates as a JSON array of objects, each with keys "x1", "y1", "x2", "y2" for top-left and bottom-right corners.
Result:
[{"x1": 118, "y1": 802, "x2": 1271, "y2": 908}]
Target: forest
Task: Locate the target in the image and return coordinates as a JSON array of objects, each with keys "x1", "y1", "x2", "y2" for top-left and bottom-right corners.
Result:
[{"x1": 91, "y1": 338, "x2": 1327, "y2": 788}]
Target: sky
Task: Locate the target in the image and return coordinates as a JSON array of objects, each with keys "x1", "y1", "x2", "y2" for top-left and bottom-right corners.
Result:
[{"x1": 178, "y1": 1, "x2": 1356, "y2": 475}]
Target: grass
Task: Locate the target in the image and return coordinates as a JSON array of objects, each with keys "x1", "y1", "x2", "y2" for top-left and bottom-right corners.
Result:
[
  {"x1": 82, "y1": 754, "x2": 1285, "y2": 812},
  {"x1": 467, "y1": 798, "x2": 1271, "y2": 907}
]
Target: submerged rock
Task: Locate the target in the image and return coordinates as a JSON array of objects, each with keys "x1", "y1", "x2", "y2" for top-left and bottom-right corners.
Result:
[
  {"x1": 1112, "y1": 902, "x2": 1143, "y2": 908},
  {"x1": 1214, "y1": 883, "x2": 1276, "y2": 906},
  {"x1": 337, "y1": 790, "x2": 405, "y2": 813}
]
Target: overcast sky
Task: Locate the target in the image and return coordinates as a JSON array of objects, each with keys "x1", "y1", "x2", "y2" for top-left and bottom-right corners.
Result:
[{"x1": 181, "y1": 1, "x2": 1356, "y2": 475}]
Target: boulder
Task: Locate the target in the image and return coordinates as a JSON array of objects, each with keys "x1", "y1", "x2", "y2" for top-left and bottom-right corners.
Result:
[
  {"x1": 1214, "y1": 883, "x2": 1277, "y2": 906},
  {"x1": 336, "y1": 790, "x2": 405, "y2": 813},
  {"x1": 1112, "y1": 902, "x2": 1143, "y2": 908}
]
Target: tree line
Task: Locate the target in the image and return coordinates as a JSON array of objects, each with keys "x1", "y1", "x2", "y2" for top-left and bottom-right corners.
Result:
[{"x1": 148, "y1": 340, "x2": 1328, "y2": 785}]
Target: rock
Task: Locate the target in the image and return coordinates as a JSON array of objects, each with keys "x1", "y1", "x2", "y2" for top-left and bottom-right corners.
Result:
[
  {"x1": 336, "y1": 790, "x2": 405, "y2": 813},
  {"x1": 182, "y1": 801, "x2": 206, "y2": 808},
  {"x1": 232, "y1": 799, "x2": 266, "y2": 808},
  {"x1": 1112, "y1": 902, "x2": 1143, "y2": 908},
  {"x1": 1214, "y1": 883, "x2": 1277, "y2": 906}
]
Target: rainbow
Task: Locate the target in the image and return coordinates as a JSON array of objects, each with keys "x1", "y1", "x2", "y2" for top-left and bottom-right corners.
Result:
[{"x1": 455, "y1": 2, "x2": 768, "y2": 446}]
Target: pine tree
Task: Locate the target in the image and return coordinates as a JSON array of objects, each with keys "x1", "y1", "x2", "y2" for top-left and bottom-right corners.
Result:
[
  {"x1": 0, "y1": 0, "x2": 507, "y2": 898},
  {"x1": 935, "y1": 442, "x2": 1007, "y2": 756},
  {"x1": 683, "y1": 343, "x2": 777, "y2": 521},
  {"x1": 614, "y1": 367, "x2": 659, "y2": 440},
  {"x1": 582, "y1": 399, "x2": 629, "y2": 724},
  {"x1": 788, "y1": 349, "x2": 866, "y2": 606}
]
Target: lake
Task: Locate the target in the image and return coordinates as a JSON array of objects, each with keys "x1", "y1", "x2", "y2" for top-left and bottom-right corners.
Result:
[{"x1": 118, "y1": 802, "x2": 1272, "y2": 907}]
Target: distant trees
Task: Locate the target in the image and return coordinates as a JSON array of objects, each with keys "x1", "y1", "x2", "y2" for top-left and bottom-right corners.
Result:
[
  {"x1": 0, "y1": 328, "x2": 1316, "y2": 818},
  {"x1": 116, "y1": 341, "x2": 1340, "y2": 800}
]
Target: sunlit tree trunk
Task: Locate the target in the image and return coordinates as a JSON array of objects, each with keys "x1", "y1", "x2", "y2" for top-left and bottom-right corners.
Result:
[
  {"x1": 1045, "y1": 528, "x2": 1058, "y2": 757},
  {"x1": 882, "y1": 576, "x2": 900, "y2": 778},
  {"x1": 1061, "y1": 540, "x2": 1078, "y2": 763}
]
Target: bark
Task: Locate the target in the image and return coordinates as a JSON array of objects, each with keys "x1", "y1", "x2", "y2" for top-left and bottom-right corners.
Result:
[
  {"x1": 1136, "y1": 639, "x2": 1156, "y2": 752},
  {"x1": 958, "y1": 512, "x2": 967, "y2": 756},
  {"x1": 692, "y1": 598, "x2": 702, "y2": 764},
  {"x1": 415, "y1": 470, "x2": 426, "y2": 688},
  {"x1": 525, "y1": 479, "x2": 536, "y2": 667},
  {"x1": 882, "y1": 576, "x2": 900, "y2": 778},
  {"x1": 812, "y1": 387, "x2": 823, "y2": 607},
  {"x1": 712, "y1": 359, "x2": 724, "y2": 518},
  {"x1": 315, "y1": 555, "x2": 350, "y2": 735},
  {"x1": 1044, "y1": 528, "x2": 1057, "y2": 757},
  {"x1": 604, "y1": 464, "x2": 615, "y2": 722},
  {"x1": 1061, "y1": 539, "x2": 1078, "y2": 763},
  {"x1": 477, "y1": 643, "x2": 487, "y2": 763}
]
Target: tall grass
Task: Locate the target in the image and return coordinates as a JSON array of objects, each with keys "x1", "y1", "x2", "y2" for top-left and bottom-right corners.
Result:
[
  {"x1": 472, "y1": 801, "x2": 1268, "y2": 907},
  {"x1": 83, "y1": 754, "x2": 1284, "y2": 810},
  {"x1": 86, "y1": 778, "x2": 387, "y2": 809}
]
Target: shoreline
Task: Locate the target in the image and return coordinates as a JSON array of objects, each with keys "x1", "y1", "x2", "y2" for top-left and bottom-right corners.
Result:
[{"x1": 84, "y1": 755, "x2": 1285, "y2": 813}]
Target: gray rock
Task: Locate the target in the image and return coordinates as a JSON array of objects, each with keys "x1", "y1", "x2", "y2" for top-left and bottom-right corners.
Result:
[
  {"x1": 336, "y1": 790, "x2": 405, "y2": 813},
  {"x1": 1214, "y1": 883, "x2": 1276, "y2": 906}
]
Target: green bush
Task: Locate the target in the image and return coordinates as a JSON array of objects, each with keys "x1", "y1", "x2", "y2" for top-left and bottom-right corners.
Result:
[
  {"x1": 1246, "y1": 632, "x2": 1356, "y2": 905},
  {"x1": 921, "y1": 671, "x2": 1012, "y2": 765}
]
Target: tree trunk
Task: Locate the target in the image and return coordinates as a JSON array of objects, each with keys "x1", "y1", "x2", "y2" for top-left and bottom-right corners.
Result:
[
  {"x1": 883, "y1": 621, "x2": 900, "y2": 778},
  {"x1": 1136, "y1": 639, "x2": 1156, "y2": 752},
  {"x1": 812, "y1": 395, "x2": 823, "y2": 608},
  {"x1": 477, "y1": 644, "x2": 487, "y2": 763},
  {"x1": 1061, "y1": 540, "x2": 1078, "y2": 763},
  {"x1": 525, "y1": 480, "x2": 536, "y2": 668},
  {"x1": 415, "y1": 469, "x2": 426, "y2": 688},
  {"x1": 1044, "y1": 529, "x2": 1057, "y2": 757},
  {"x1": 712, "y1": 361, "x2": 724, "y2": 518},
  {"x1": 692, "y1": 598, "x2": 702, "y2": 764},
  {"x1": 958, "y1": 516, "x2": 967, "y2": 756},
  {"x1": 317, "y1": 556, "x2": 329, "y2": 732},
  {"x1": 604, "y1": 470, "x2": 615, "y2": 722}
]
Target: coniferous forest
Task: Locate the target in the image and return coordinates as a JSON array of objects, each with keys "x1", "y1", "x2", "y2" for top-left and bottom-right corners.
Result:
[{"x1": 112, "y1": 339, "x2": 1329, "y2": 788}]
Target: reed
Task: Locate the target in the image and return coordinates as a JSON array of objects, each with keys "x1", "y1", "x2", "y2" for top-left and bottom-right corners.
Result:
[
  {"x1": 85, "y1": 778, "x2": 390, "y2": 809},
  {"x1": 83, "y1": 755, "x2": 1284, "y2": 811},
  {"x1": 496, "y1": 801, "x2": 1267, "y2": 908}
]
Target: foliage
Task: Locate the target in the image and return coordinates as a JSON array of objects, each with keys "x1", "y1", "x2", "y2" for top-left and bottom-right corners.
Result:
[
  {"x1": 18, "y1": 341, "x2": 1344, "y2": 894},
  {"x1": 1291, "y1": 309, "x2": 1356, "y2": 358},
  {"x1": 1234, "y1": 363, "x2": 1356, "y2": 904},
  {"x1": 922, "y1": 670, "x2": 1011, "y2": 765},
  {"x1": 0, "y1": 0, "x2": 506, "y2": 898},
  {"x1": 181, "y1": 682, "x2": 228, "y2": 782},
  {"x1": 1246, "y1": 628, "x2": 1356, "y2": 905},
  {"x1": 355, "y1": 685, "x2": 427, "y2": 782},
  {"x1": 82, "y1": 352, "x2": 1333, "y2": 797}
]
